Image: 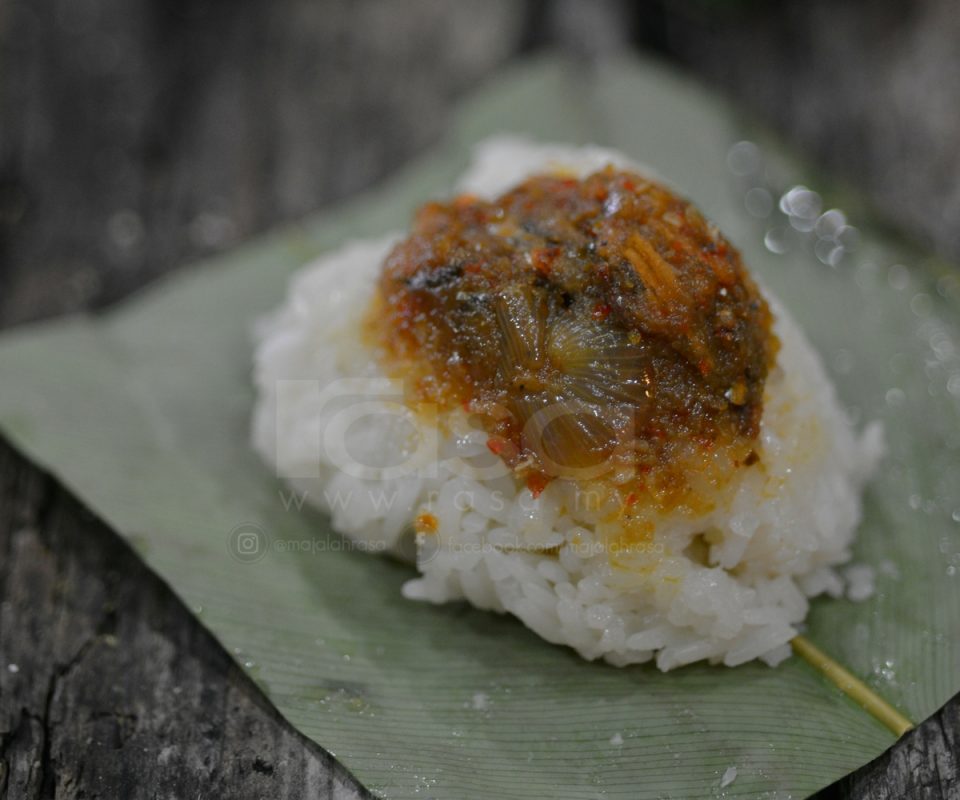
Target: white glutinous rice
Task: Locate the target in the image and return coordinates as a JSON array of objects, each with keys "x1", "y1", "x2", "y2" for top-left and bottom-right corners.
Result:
[{"x1": 252, "y1": 136, "x2": 883, "y2": 671}]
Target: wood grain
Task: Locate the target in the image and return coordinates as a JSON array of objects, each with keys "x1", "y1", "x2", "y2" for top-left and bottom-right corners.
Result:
[
  {"x1": 0, "y1": 0, "x2": 957, "y2": 797},
  {"x1": 0, "y1": 439, "x2": 370, "y2": 799}
]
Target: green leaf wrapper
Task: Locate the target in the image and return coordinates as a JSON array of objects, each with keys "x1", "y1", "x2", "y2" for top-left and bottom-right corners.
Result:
[{"x1": 1, "y1": 56, "x2": 958, "y2": 798}]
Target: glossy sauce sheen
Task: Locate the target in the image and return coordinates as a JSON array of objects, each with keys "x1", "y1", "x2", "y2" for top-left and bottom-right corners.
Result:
[{"x1": 369, "y1": 168, "x2": 778, "y2": 510}]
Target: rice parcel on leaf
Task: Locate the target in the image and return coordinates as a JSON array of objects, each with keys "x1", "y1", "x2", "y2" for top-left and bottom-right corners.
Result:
[{"x1": 252, "y1": 138, "x2": 882, "y2": 671}]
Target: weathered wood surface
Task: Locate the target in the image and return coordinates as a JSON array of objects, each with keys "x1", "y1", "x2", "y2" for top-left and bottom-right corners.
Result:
[
  {"x1": 661, "y1": 0, "x2": 960, "y2": 265},
  {"x1": 1, "y1": 1, "x2": 957, "y2": 798},
  {"x1": 0, "y1": 439, "x2": 369, "y2": 799}
]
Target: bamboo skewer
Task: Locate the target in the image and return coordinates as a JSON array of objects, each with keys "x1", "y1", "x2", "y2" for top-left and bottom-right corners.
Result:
[{"x1": 791, "y1": 635, "x2": 914, "y2": 737}]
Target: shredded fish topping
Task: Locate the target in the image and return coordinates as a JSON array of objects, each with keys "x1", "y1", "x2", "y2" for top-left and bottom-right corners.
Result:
[{"x1": 368, "y1": 167, "x2": 778, "y2": 511}]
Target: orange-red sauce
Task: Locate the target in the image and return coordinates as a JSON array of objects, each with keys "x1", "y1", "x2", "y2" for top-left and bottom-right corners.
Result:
[{"x1": 367, "y1": 168, "x2": 778, "y2": 511}]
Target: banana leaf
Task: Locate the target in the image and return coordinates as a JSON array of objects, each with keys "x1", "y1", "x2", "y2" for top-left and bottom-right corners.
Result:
[{"x1": 1, "y1": 55, "x2": 958, "y2": 799}]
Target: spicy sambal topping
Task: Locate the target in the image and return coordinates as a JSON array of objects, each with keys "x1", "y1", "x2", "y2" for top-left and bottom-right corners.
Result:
[{"x1": 368, "y1": 167, "x2": 779, "y2": 501}]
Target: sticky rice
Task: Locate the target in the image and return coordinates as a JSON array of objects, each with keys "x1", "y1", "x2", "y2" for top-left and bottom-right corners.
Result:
[{"x1": 251, "y1": 138, "x2": 883, "y2": 670}]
